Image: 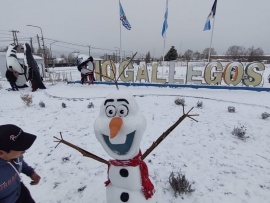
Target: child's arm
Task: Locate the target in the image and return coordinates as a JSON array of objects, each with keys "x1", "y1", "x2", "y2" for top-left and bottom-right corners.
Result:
[{"x1": 21, "y1": 159, "x2": 41, "y2": 185}]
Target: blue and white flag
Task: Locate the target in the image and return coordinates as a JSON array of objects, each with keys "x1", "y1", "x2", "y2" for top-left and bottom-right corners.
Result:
[
  {"x1": 162, "y1": 0, "x2": 168, "y2": 37},
  {"x1": 203, "y1": 0, "x2": 217, "y2": 31},
  {"x1": 120, "y1": 2, "x2": 131, "y2": 30}
]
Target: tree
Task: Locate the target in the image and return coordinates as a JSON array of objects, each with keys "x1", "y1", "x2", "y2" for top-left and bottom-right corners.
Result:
[
  {"x1": 164, "y1": 46, "x2": 178, "y2": 61},
  {"x1": 183, "y1": 50, "x2": 194, "y2": 61},
  {"x1": 59, "y1": 54, "x2": 67, "y2": 63},
  {"x1": 193, "y1": 51, "x2": 201, "y2": 60},
  {"x1": 145, "y1": 51, "x2": 151, "y2": 63},
  {"x1": 0, "y1": 46, "x2": 8, "y2": 52},
  {"x1": 225, "y1": 45, "x2": 246, "y2": 60},
  {"x1": 246, "y1": 46, "x2": 264, "y2": 62},
  {"x1": 202, "y1": 48, "x2": 217, "y2": 59}
]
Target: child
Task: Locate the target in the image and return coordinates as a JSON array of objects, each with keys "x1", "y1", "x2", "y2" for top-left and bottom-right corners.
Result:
[
  {"x1": 0, "y1": 124, "x2": 41, "y2": 203},
  {"x1": 5, "y1": 66, "x2": 19, "y2": 91}
]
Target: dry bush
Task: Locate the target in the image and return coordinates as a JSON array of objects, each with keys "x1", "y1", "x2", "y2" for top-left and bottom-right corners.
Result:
[
  {"x1": 20, "y1": 93, "x2": 33, "y2": 106},
  {"x1": 228, "y1": 106, "x2": 235, "y2": 113},
  {"x1": 261, "y1": 112, "x2": 270, "y2": 119},
  {"x1": 39, "y1": 101, "x2": 45, "y2": 108},
  {"x1": 196, "y1": 101, "x2": 203, "y2": 108},
  {"x1": 169, "y1": 171, "x2": 195, "y2": 197},
  {"x1": 62, "y1": 102, "x2": 66, "y2": 108},
  {"x1": 232, "y1": 125, "x2": 248, "y2": 140},
  {"x1": 175, "y1": 98, "x2": 185, "y2": 106},
  {"x1": 87, "y1": 102, "x2": 94, "y2": 108}
]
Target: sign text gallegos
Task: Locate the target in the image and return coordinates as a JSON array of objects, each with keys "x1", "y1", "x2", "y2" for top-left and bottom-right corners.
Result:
[{"x1": 94, "y1": 61, "x2": 265, "y2": 87}]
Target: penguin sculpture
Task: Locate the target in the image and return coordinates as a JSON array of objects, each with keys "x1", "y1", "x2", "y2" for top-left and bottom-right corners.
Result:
[
  {"x1": 94, "y1": 91, "x2": 155, "y2": 203},
  {"x1": 23, "y1": 43, "x2": 46, "y2": 91},
  {"x1": 6, "y1": 44, "x2": 27, "y2": 87}
]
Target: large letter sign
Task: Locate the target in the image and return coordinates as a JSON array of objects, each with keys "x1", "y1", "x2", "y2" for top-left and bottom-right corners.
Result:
[
  {"x1": 242, "y1": 62, "x2": 265, "y2": 86},
  {"x1": 101, "y1": 61, "x2": 115, "y2": 81},
  {"x1": 136, "y1": 63, "x2": 150, "y2": 83},
  {"x1": 204, "y1": 62, "x2": 223, "y2": 85},
  {"x1": 223, "y1": 62, "x2": 244, "y2": 86},
  {"x1": 186, "y1": 64, "x2": 203, "y2": 85},
  {"x1": 119, "y1": 61, "x2": 134, "y2": 82},
  {"x1": 151, "y1": 63, "x2": 166, "y2": 83},
  {"x1": 94, "y1": 60, "x2": 265, "y2": 88}
]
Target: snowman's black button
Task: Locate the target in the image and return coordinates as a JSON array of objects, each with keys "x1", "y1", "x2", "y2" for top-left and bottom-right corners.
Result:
[
  {"x1": 120, "y1": 192, "x2": 129, "y2": 202},
  {"x1": 120, "y1": 169, "x2": 129, "y2": 177}
]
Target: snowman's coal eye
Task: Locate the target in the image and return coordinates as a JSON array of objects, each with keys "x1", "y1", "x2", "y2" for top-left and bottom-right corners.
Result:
[
  {"x1": 117, "y1": 105, "x2": 129, "y2": 117},
  {"x1": 105, "y1": 105, "x2": 116, "y2": 117}
]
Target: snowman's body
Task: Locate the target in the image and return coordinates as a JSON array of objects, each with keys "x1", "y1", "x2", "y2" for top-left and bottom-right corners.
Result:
[
  {"x1": 106, "y1": 165, "x2": 155, "y2": 203},
  {"x1": 95, "y1": 91, "x2": 156, "y2": 203}
]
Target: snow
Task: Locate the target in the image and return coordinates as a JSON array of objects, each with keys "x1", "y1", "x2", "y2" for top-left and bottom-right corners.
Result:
[{"x1": 0, "y1": 66, "x2": 270, "y2": 203}]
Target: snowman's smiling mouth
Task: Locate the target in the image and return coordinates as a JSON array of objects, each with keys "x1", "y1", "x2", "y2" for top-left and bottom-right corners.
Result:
[{"x1": 103, "y1": 131, "x2": 135, "y2": 155}]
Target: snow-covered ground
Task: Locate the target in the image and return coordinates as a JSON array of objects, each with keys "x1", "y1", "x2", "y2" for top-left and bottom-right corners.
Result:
[{"x1": 0, "y1": 66, "x2": 270, "y2": 203}]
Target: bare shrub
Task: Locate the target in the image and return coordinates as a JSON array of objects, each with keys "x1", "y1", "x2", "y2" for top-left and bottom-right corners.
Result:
[
  {"x1": 62, "y1": 156, "x2": 70, "y2": 163},
  {"x1": 169, "y1": 171, "x2": 195, "y2": 197},
  {"x1": 62, "y1": 102, "x2": 66, "y2": 108},
  {"x1": 20, "y1": 93, "x2": 33, "y2": 106},
  {"x1": 196, "y1": 101, "x2": 203, "y2": 108},
  {"x1": 78, "y1": 186, "x2": 87, "y2": 192},
  {"x1": 232, "y1": 125, "x2": 248, "y2": 140},
  {"x1": 261, "y1": 112, "x2": 270, "y2": 119},
  {"x1": 175, "y1": 98, "x2": 185, "y2": 106},
  {"x1": 228, "y1": 106, "x2": 235, "y2": 113},
  {"x1": 87, "y1": 102, "x2": 94, "y2": 108},
  {"x1": 39, "y1": 101, "x2": 45, "y2": 108}
]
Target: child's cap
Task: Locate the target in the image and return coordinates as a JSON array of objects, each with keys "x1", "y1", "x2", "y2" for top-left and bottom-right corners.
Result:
[{"x1": 0, "y1": 124, "x2": 37, "y2": 151}]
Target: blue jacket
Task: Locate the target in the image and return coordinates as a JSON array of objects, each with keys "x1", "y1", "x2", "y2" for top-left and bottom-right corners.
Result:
[{"x1": 0, "y1": 156, "x2": 34, "y2": 203}]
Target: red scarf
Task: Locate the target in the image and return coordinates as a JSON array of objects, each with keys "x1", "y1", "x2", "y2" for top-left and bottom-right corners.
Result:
[{"x1": 105, "y1": 150, "x2": 155, "y2": 199}]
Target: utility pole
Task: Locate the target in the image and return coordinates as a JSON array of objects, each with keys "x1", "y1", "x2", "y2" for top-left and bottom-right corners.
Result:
[
  {"x1": 36, "y1": 34, "x2": 41, "y2": 51},
  {"x1": 10, "y1": 30, "x2": 19, "y2": 45},
  {"x1": 27, "y1": 25, "x2": 47, "y2": 68},
  {"x1": 30, "y1": 37, "x2": 34, "y2": 53},
  {"x1": 87, "y1": 45, "x2": 91, "y2": 56}
]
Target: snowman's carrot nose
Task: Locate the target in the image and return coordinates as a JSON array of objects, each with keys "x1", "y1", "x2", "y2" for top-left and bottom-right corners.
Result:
[{"x1": 109, "y1": 117, "x2": 123, "y2": 139}]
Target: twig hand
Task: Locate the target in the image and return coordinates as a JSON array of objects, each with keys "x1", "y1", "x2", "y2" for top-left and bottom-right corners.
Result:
[{"x1": 54, "y1": 132, "x2": 108, "y2": 165}]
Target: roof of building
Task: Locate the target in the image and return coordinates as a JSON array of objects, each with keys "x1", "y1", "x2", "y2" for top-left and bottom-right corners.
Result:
[{"x1": 0, "y1": 52, "x2": 43, "y2": 60}]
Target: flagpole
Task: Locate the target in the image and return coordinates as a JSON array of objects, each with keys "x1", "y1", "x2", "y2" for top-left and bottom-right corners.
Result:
[
  {"x1": 207, "y1": 0, "x2": 218, "y2": 62},
  {"x1": 162, "y1": 32, "x2": 166, "y2": 62},
  {"x1": 162, "y1": 32, "x2": 166, "y2": 77},
  {"x1": 207, "y1": 17, "x2": 215, "y2": 62},
  {"x1": 119, "y1": 0, "x2": 122, "y2": 63},
  {"x1": 162, "y1": 0, "x2": 168, "y2": 76}
]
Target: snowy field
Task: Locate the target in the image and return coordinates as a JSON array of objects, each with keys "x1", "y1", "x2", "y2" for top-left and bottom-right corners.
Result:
[{"x1": 0, "y1": 67, "x2": 270, "y2": 203}]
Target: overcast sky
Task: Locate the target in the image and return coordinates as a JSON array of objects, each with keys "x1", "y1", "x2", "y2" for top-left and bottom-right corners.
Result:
[{"x1": 0, "y1": 0, "x2": 270, "y2": 58}]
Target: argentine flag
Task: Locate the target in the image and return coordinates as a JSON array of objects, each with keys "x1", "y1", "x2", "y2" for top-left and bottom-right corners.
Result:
[
  {"x1": 203, "y1": 0, "x2": 217, "y2": 31},
  {"x1": 162, "y1": 0, "x2": 168, "y2": 37},
  {"x1": 120, "y1": 2, "x2": 131, "y2": 30}
]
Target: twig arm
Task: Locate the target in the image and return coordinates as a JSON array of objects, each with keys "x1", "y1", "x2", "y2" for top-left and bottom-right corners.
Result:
[
  {"x1": 54, "y1": 132, "x2": 108, "y2": 165},
  {"x1": 142, "y1": 107, "x2": 199, "y2": 160},
  {"x1": 116, "y1": 52, "x2": 137, "y2": 81}
]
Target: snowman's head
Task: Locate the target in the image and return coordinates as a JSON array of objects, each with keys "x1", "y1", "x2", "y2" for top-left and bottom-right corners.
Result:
[{"x1": 94, "y1": 91, "x2": 146, "y2": 160}]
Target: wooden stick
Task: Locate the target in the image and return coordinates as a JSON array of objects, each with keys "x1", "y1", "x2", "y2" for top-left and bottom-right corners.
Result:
[
  {"x1": 141, "y1": 106, "x2": 199, "y2": 160},
  {"x1": 116, "y1": 52, "x2": 137, "y2": 81},
  {"x1": 109, "y1": 59, "x2": 119, "y2": 90},
  {"x1": 94, "y1": 52, "x2": 137, "y2": 90},
  {"x1": 54, "y1": 132, "x2": 108, "y2": 165}
]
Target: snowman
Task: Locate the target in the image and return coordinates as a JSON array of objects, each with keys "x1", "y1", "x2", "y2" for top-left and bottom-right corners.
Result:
[
  {"x1": 55, "y1": 89, "x2": 197, "y2": 202},
  {"x1": 94, "y1": 91, "x2": 156, "y2": 203}
]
